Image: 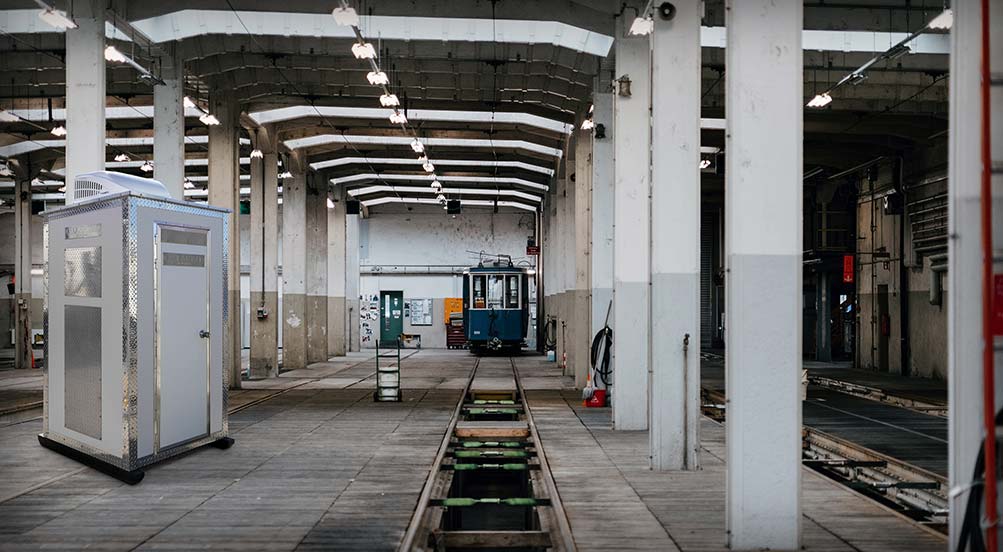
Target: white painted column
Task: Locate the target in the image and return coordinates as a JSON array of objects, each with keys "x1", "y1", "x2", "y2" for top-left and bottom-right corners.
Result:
[
  {"x1": 612, "y1": 16, "x2": 651, "y2": 430},
  {"x1": 327, "y1": 186, "x2": 348, "y2": 357},
  {"x1": 282, "y1": 155, "x2": 309, "y2": 369},
  {"x1": 345, "y1": 210, "x2": 361, "y2": 352},
  {"x1": 724, "y1": 1, "x2": 803, "y2": 549},
  {"x1": 948, "y1": 2, "x2": 1003, "y2": 547},
  {"x1": 249, "y1": 135, "x2": 279, "y2": 379},
  {"x1": 306, "y1": 174, "x2": 329, "y2": 363},
  {"x1": 13, "y1": 175, "x2": 32, "y2": 370},
  {"x1": 590, "y1": 89, "x2": 614, "y2": 388},
  {"x1": 207, "y1": 91, "x2": 242, "y2": 389},
  {"x1": 153, "y1": 46, "x2": 184, "y2": 199},
  {"x1": 63, "y1": 0, "x2": 104, "y2": 198},
  {"x1": 649, "y1": 0, "x2": 701, "y2": 472},
  {"x1": 573, "y1": 126, "x2": 592, "y2": 388}
]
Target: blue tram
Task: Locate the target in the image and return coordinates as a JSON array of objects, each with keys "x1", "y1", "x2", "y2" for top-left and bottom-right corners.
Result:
[{"x1": 462, "y1": 259, "x2": 530, "y2": 353}]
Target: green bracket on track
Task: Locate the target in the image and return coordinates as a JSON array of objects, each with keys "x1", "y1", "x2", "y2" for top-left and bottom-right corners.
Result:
[
  {"x1": 471, "y1": 399, "x2": 517, "y2": 405},
  {"x1": 431, "y1": 497, "x2": 551, "y2": 508},
  {"x1": 456, "y1": 441, "x2": 525, "y2": 449},
  {"x1": 465, "y1": 408, "x2": 521, "y2": 415},
  {"x1": 453, "y1": 449, "x2": 529, "y2": 458},
  {"x1": 443, "y1": 463, "x2": 538, "y2": 471}
]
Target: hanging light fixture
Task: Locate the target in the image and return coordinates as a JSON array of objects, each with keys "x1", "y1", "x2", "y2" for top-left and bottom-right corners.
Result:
[
  {"x1": 114, "y1": 153, "x2": 130, "y2": 162},
  {"x1": 326, "y1": 197, "x2": 336, "y2": 209},
  {"x1": 431, "y1": 180, "x2": 442, "y2": 190},
  {"x1": 581, "y1": 119, "x2": 595, "y2": 130},
  {"x1": 628, "y1": 17, "x2": 653, "y2": 36},
  {"x1": 183, "y1": 178, "x2": 195, "y2": 189},
  {"x1": 389, "y1": 111, "x2": 407, "y2": 124},
  {"x1": 183, "y1": 96, "x2": 197, "y2": 109},
  {"x1": 140, "y1": 161, "x2": 154, "y2": 173},
  {"x1": 367, "y1": 71, "x2": 389, "y2": 85},
  {"x1": 806, "y1": 93, "x2": 833, "y2": 108},
  {"x1": 351, "y1": 42, "x2": 377, "y2": 60},
  {"x1": 380, "y1": 94, "x2": 400, "y2": 107},
  {"x1": 278, "y1": 171, "x2": 293, "y2": 179},
  {"x1": 410, "y1": 139, "x2": 424, "y2": 153},
  {"x1": 250, "y1": 149, "x2": 264, "y2": 159},
  {"x1": 331, "y1": 6, "x2": 359, "y2": 26},
  {"x1": 422, "y1": 161, "x2": 435, "y2": 173},
  {"x1": 50, "y1": 125, "x2": 66, "y2": 137},
  {"x1": 699, "y1": 159, "x2": 712, "y2": 170},
  {"x1": 104, "y1": 46, "x2": 128, "y2": 63}
]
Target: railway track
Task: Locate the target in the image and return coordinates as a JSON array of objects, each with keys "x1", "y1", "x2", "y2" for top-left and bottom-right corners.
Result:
[
  {"x1": 701, "y1": 387, "x2": 948, "y2": 535},
  {"x1": 399, "y1": 357, "x2": 576, "y2": 551}
]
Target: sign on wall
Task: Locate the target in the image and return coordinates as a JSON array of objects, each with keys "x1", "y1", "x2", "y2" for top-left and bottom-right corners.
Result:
[{"x1": 409, "y1": 298, "x2": 433, "y2": 326}]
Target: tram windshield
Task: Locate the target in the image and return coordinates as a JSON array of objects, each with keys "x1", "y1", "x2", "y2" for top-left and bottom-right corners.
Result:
[
  {"x1": 487, "y1": 275, "x2": 505, "y2": 308},
  {"x1": 506, "y1": 275, "x2": 520, "y2": 308}
]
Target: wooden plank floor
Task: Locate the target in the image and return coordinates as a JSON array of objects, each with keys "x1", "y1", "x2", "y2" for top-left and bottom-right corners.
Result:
[
  {"x1": 526, "y1": 386, "x2": 947, "y2": 552},
  {"x1": 0, "y1": 386, "x2": 462, "y2": 550}
]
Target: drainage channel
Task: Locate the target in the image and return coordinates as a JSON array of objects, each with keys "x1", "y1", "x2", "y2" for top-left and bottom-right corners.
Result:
[{"x1": 400, "y1": 358, "x2": 575, "y2": 552}]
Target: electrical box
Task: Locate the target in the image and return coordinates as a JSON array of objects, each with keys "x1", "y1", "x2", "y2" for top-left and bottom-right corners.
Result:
[{"x1": 40, "y1": 171, "x2": 233, "y2": 483}]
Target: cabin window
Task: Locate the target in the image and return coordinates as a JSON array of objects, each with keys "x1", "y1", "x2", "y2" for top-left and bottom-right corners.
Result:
[
  {"x1": 506, "y1": 275, "x2": 520, "y2": 308},
  {"x1": 473, "y1": 275, "x2": 486, "y2": 309},
  {"x1": 487, "y1": 275, "x2": 505, "y2": 308}
]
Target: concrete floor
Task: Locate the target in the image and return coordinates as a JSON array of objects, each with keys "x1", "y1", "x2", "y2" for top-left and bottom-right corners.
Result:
[{"x1": 0, "y1": 350, "x2": 945, "y2": 550}]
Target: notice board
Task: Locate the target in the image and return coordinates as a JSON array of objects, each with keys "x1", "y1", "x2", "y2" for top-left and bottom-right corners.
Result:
[{"x1": 409, "y1": 298, "x2": 433, "y2": 326}]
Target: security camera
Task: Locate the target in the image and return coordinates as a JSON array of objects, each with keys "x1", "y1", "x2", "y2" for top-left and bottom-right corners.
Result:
[{"x1": 657, "y1": 2, "x2": 676, "y2": 20}]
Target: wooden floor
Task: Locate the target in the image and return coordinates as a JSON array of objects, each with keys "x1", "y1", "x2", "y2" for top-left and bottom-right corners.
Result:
[
  {"x1": 527, "y1": 386, "x2": 947, "y2": 552},
  {"x1": 0, "y1": 351, "x2": 946, "y2": 551}
]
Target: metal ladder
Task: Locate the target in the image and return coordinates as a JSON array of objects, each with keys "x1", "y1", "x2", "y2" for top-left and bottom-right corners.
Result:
[{"x1": 374, "y1": 338, "x2": 402, "y2": 402}]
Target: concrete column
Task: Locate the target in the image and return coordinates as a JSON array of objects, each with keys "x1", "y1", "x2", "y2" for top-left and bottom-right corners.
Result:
[
  {"x1": 306, "y1": 173, "x2": 329, "y2": 363},
  {"x1": 649, "y1": 0, "x2": 701, "y2": 472},
  {"x1": 590, "y1": 87, "x2": 614, "y2": 388},
  {"x1": 63, "y1": 0, "x2": 104, "y2": 198},
  {"x1": 327, "y1": 186, "x2": 348, "y2": 357},
  {"x1": 612, "y1": 13, "x2": 651, "y2": 430},
  {"x1": 724, "y1": 1, "x2": 803, "y2": 549},
  {"x1": 153, "y1": 46, "x2": 185, "y2": 200},
  {"x1": 13, "y1": 176, "x2": 32, "y2": 370},
  {"x1": 573, "y1": 127, "x2": 592, "y2": 388},
  {"x1": 207, "y1": 91, "x2": 242, "y2": 389},
  {"x1": 282, "y1": 153, "x2": 309, "y2": 368},
  {"x1": 249, "y1": 131, "x2": 279, "y2": 379},
  {"x1": 815, "y1": 271, "x2": 832, "y2": 362},
  {"x1": 345, "y1": 210, "x2": 361, "y2": 352},
  {"x1": 948, "y1": 2, "x2": 1003, "y2": 546}
]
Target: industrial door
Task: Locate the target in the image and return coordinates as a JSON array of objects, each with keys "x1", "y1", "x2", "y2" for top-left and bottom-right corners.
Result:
[
  {"x1": 156, "y1": 226, "x2": 210, "y2": 450},
  {"x1": 380, "y1": 290, "x2": 404, "y2": 344}
]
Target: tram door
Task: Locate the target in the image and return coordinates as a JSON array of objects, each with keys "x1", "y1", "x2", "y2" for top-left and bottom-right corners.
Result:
[{"x1": 380, "y1": 290, "x2": 404, "y2": 344}]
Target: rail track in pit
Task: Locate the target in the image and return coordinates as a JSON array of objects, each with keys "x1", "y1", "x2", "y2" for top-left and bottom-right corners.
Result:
[
  {"x1": 399, "y1": 356, "x2": 576, "y2": 552},
  {"x1": 702, "y1": 386, "x2": 948, "y2": 537}
]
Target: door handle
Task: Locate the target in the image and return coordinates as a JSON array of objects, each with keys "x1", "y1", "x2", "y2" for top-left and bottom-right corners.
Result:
[{"x1": 199, "y1": 330, "x2": 210, "y2": 339}]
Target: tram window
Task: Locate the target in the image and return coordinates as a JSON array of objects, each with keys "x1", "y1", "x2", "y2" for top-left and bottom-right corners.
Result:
[
  {"x1": 506, "y1": 275, "x2": 519, "y2": 308},
  {"x1": 487, "y1": 275, "x2": 505, "y2": 308},
  {"x1": 473, "y1": 275, "x2": 486, "y2": 309}
]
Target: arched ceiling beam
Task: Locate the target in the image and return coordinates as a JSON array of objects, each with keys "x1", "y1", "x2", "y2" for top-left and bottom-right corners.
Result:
[
  {"x1": 311, "y1": 156, "x2": 554, "y2": 176},
  {"x1": 284, "y1": 134, "x2": 563, "y2": 159},
  {"x1": 331, "y1": 173, "x2": 549, "y2": 193}
]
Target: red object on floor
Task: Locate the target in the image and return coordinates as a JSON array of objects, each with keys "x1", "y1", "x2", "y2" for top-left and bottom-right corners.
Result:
[{"x1": 584, "y1": 389, "x2": 607, "y2": 408}]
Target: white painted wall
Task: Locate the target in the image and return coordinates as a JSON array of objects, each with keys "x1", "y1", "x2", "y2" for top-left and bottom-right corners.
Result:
[{"x1": 358, "y1": 211, "x2": 536, "y2": 348}]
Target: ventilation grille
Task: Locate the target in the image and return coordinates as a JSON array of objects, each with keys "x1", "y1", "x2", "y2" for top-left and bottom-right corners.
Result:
[{"x1": 73, "y1": 179, "x2": 105, "y2": 201}]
